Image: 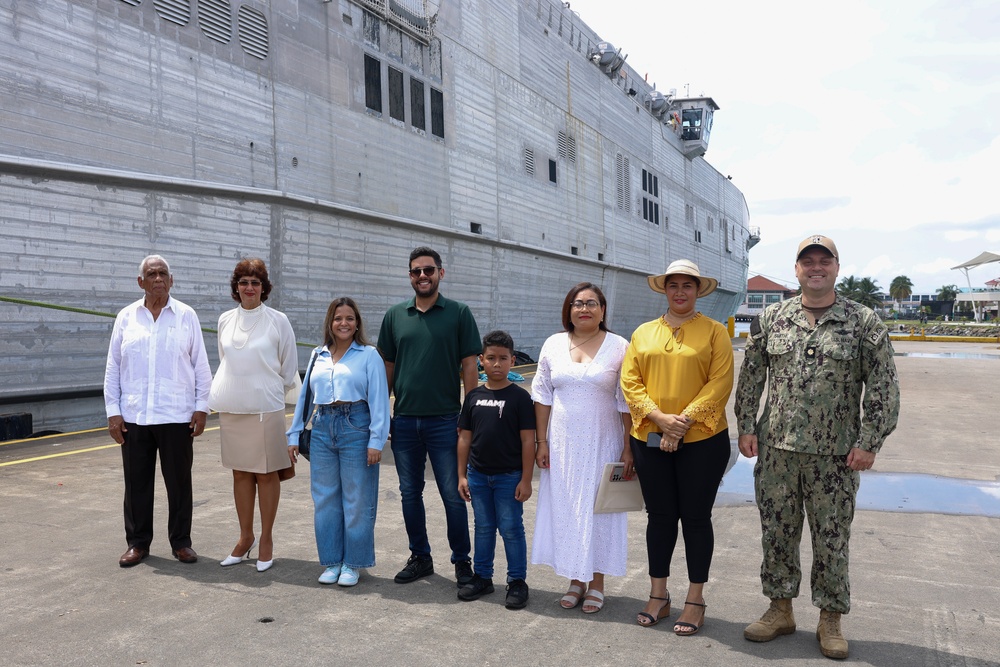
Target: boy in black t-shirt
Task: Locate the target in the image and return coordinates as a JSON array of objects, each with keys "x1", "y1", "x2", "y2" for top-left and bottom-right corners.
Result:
[{"x1": 457, "y1": 330, "x2": 536, "y2": 609}]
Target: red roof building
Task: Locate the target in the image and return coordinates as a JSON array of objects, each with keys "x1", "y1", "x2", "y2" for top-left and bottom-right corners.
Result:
[{"x1": 737, "y1": 275, "x2": 796, "y2": 318}]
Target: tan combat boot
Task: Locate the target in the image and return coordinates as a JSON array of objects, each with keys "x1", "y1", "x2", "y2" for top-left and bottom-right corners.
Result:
[
  {"x1": 816, "y1": 609, "x2": 849, "y2": 659},
  {"x1": 744, "y1": 598, "x2": 796, "y2": 642}
]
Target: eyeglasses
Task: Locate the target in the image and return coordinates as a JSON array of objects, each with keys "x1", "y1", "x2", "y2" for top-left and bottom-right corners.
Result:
[
  {"x1": 238, "y1": 279, "x2": 262, "y2": 287},
  {"x1": 408, "y1": 266, "x2": 440, "y2": 277},
  {"x1": 571, "y1": 299, "x2": 600, "y2": 310}
]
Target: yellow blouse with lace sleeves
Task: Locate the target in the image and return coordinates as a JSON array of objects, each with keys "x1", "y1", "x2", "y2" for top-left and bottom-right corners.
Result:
[{"x1": 620, "y1": 313, "x2": 734, "y2": 443}]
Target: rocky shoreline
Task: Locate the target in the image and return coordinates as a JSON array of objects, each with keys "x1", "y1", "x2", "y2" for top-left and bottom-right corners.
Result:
[{"x1": 892, "y1": 324, "x2": 1000, "y2": 337}]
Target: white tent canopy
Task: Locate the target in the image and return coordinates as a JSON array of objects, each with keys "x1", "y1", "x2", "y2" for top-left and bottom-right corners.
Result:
[
  {"x1": 951, "y1": 251, "x2": 1000, "y2": 271},
  {"x1": 951, "y1": 251, "x2": 1000, "y2": 322}
]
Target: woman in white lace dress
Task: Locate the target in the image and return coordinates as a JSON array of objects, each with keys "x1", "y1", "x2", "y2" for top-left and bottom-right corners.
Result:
[{"x1": 531, "y1": 282, "x2": 634, "y2": 614}]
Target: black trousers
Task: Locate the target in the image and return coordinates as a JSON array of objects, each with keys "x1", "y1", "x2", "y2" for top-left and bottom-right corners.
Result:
[
  {"x1": 121, "y1": 422, "x2": 194, "y2": 551},
  {"x1": 630, "y1": 430, "x2": 730, "y2": 582}
]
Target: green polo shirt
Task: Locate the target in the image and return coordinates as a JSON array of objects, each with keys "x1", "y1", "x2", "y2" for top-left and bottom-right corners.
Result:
[{"x1": 378, "y1": 294, "x2": 482, "y2": 416}]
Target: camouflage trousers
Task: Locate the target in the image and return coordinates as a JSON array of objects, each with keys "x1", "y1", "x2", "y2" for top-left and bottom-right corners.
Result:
[{"x1": 753, "y1": 445, "x2": 859, "y2": 613}]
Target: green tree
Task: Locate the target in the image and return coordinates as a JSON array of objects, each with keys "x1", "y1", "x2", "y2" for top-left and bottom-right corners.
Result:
[
  {"x1": 936, "y1": 284, "x2": 959, "y2": 302},
  {"x1": 889, "y1": 275, "x2": 914, "y2": 310},
  {"x1": 836, "y1": 275, "x2": 884, "y2": 309},
  {"x1": 836, "y1": 275, "x2": 861, "y2": 299}
]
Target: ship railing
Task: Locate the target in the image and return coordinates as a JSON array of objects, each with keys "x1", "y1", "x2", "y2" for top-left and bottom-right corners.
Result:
[
  {"x1": 350, "y1": 0, "x2": 431, "y2": 42},
  {"x1": 531, "y1": 0, "x2": 680, "y2": 133}
]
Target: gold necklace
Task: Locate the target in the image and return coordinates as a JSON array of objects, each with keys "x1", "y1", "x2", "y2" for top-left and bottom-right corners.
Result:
[{"x1": 569, "y1": 331, "x2": 601, "y2": 351}]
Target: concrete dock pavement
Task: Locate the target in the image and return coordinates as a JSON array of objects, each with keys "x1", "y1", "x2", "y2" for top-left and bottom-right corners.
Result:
[{"x1": 1, "y1": 340, "x2": 998, "y2": 666}]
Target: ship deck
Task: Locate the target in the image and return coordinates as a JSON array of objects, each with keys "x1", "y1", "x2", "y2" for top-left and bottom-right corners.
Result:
[{"x1": 1, "y1": 340, "x2": 998, "y2": 666}]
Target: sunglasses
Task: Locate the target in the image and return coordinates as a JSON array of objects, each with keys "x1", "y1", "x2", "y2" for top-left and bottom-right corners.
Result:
[
  {"x1": 408, "y1": 266, "x2": 440, "y2": 277},
  {"x1": 237, "y1": 279, "x2": 262, "y2": 287}
]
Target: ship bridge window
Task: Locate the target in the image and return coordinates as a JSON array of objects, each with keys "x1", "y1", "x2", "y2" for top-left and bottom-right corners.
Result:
[
  {"x1": 549, "y1": 159, "x2": 557, "y2": 184},
  {"x1": 430, "y1": 87, "x2": 444, "y2": 139},
  {"x1": 199, "y1": 0, "x2": 232, "y2": 44},
  {"x1": 153, "y1": 0, "x2": 191, "y2": 26},
  {"x1": 411, "y1": 78, "x2": 426, "y2": 131},
  {"x1": 365, "y1": 55, "x2": 383, "y2": 113},
  {"x1": 681, "y1": 109, "x2": 702, "y2": 141},
  {"x1": 237, "y1": 5, "x2": 268, "y2": 59},
  {"x1": 388, "y1": 67, "x2": 405, "y2": 122}
]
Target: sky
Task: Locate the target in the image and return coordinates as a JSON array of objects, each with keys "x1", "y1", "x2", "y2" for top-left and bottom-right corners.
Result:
[{"x1": 566, "y1": 0, "x2": 1000, "y2": 294}]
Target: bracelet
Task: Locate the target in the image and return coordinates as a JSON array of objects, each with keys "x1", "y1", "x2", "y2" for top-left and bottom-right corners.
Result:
[{"x1": 535, "y1": 440, "x2": 548, "y2": 444}]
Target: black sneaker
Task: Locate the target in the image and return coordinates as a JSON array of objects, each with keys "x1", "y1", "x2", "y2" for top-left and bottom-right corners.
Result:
[
  {"x1": 457, "y1": 574, "x2": 495, "y2": 601},
  {"x1": 505, "y1": 579, "x2": 529, "y2": 609},
  {"x1": 394, "y1": 555, "x2": 433, "y2": 584},
  {"x1": 454, "y1": 559, "x2": 475, "y2": 588}
]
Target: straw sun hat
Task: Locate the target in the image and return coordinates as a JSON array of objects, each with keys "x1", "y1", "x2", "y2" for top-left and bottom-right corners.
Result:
[{"x1": 647, "y1": 259, "x2": 719, "y2": 298}]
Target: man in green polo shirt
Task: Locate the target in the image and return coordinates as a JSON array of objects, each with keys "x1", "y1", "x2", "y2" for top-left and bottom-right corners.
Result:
[{"x1": 378, "y1": 246, "x2": 482, "y2": 587}]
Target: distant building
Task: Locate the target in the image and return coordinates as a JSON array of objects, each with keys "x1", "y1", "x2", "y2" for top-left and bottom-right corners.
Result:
[
  {"x1": 882, "y1": 293, "x2": 941, "y2": 316},
  {"x1": 736, "y1": 275, "x2": 796, "y2": 319}
]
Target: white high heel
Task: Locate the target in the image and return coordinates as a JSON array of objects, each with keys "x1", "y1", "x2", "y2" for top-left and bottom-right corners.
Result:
[
  {"x1": 220, "y1": 538, "x2": 257, "y2": 567},
  {"x1": 256, "y1": 558, "x2": 274, "y2": 572}
]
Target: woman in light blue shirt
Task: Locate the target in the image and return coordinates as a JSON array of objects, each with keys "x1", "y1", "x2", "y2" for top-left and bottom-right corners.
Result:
[{"x1": 287, "y1": 297, "x2": 390, "y2": 587}]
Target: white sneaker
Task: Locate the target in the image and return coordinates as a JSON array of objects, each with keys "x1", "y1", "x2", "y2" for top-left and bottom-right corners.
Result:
[
  {"x1": 338, "y1": 566, "x2": 360, "y2": 587},
  {"x1": 318, "y1": 565, "x2": 341, "y2": 585}
]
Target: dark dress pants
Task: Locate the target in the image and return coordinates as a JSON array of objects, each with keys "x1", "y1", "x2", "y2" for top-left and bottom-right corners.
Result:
[
  {"x1": 630, "y1": 429, "x2": 730, "y2": 582},
  {"x1": 121, "y1": 422, "x2": 194, "y2": 550}
]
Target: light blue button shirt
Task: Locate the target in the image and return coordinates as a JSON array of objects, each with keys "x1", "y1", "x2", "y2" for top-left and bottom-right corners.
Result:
[{"x1": 286, "y1": 342, "x2": 390, "y2": 451}]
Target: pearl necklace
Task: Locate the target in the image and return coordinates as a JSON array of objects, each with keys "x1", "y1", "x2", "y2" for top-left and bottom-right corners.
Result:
[{"x1": 233, "y1": 305, "x2": 263, "y2": 350}]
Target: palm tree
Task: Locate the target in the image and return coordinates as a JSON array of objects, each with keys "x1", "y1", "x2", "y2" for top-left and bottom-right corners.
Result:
[
  {"x1": 889, "y1": 275, "x2": 914, "y2": 311},
  {"x1": 836, "y1": 275, "x2": 861, "y2": 299},
  {"x1": 855, "y1": 277, "x2": 884, "y2": 310},
  {"x1": 936, "y1": 284, "x2": 959, "y2": 302},
  {"x1": 836, "y1": 275, "x2": 884, "y2": 310}
]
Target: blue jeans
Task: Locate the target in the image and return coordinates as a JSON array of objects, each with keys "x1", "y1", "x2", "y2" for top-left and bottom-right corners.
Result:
[
  {"x1": 390, "y1": 413, "x2": 470, "y2": 562},
  {"x1": 466, "y1": 467, "x2": 527, "y2": 581},
  {"x1": 310, "y1": 403, "x2": 379, "y2": 569}
]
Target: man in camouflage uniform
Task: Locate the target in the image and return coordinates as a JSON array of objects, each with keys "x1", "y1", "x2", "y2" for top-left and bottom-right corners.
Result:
[{"x1": 735, "y1": 235, "x2": 899, "y2": 660}]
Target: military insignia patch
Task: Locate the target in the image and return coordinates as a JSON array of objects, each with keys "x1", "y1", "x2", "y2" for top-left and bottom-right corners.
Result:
[
  {"x1": 867, "y1": 327, "x2": 886, "y2": 346},
  {"x1": 750, "y1": 316, "x2": 763, "y2": 337}
]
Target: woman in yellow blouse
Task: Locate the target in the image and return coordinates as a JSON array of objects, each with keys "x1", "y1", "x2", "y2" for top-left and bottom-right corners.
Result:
[{"x1": 621, "y1": 259, "x2": 734, "y2": 636}]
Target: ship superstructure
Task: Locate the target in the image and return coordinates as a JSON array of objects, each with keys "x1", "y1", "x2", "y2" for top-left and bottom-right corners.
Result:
[{"x1": 0, "y1": 0, "x2": 755, "y2": 431}]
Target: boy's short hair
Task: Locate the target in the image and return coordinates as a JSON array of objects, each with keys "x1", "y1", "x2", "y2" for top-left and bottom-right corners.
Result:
[{"x1": 482, "y1": 330, "x2": 514, "y2": 354}]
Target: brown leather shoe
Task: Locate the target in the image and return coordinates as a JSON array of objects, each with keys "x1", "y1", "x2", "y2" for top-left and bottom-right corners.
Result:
[
  {"x1": 171, "y1": 546, "x2": 198, "y2": 563},
  {"x1": 119, "y1": 546, "x2": 148, "y2": 568}
]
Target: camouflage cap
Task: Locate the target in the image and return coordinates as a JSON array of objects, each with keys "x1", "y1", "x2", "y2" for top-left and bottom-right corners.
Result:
[{"x1": 796, "y1": 235, "x2": 839, "y2": 260}]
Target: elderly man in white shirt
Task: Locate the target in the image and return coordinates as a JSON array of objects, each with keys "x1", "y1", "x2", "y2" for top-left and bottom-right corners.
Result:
[{"x1": 104, "y1": 255, "x2": 212, "y2": 567}]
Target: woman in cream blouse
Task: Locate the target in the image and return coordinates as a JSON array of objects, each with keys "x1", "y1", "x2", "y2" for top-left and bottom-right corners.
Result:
[
  {"x1": 209, "y1": 258, "x2": 299, "y2": 572},
  {"x1": 621, "y1": 259, "x2": 734, "y2": 636}
]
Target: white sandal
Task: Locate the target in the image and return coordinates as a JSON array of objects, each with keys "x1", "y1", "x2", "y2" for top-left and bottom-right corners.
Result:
[
  {"x1": 560, "y1": 584, "x2": 585, "y2": 609},
  {"x1": 582, "y1": 589, "x2": 605, "y2": 614}
]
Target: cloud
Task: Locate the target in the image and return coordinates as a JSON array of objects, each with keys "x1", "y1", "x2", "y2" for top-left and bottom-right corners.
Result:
[
  {"x1": 944, "y1": 230, "x2": 980, "y2": 242},
  {"x1": 752, "y1": 197, "x2": 851, "y2": 216},
  {"x1": 861, "y1": 255, "x2": 895, "y2": 281}
]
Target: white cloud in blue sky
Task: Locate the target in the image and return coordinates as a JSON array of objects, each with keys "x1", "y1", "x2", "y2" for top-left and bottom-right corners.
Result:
[{"x1": 567, "y1": 0, "x2": 1000, "y2": 291}]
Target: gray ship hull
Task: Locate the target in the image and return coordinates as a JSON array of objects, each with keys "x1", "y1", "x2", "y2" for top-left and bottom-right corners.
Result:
[{"x1": 0, "y1": 0, "x2": 752, "y2": 431}]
